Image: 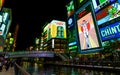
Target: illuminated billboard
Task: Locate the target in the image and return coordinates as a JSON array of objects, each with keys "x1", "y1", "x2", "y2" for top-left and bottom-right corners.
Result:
[
  {"x1": 92, "y1": 0, "x2": 116, "y2": 12},
  {"x1": 43, "y1": 20, "x2": 66, "y2": 41},
  {"x1": 67, "y1": 15, "x2": 77, "y2": 43},
  {"x1": 100, "y1": 21, "x2": 120, "y2": 41},
  {"x1": 76, "y1": 2, "x2": 102, "y2": 53},
  {"x1": 0, "y1": 0, "x2": 4, "y2": 10},
  {"x1": 50, "y1": 20, "x2": 66, "y2": 39},
  {"x1": 66, "y1": 0, "x2": 74, "y2": 17},
  {"x1": 0, "y1": 8, "x2": 12, "y2": 39},
  {"x1": 67, "y1": 15, "x2": 78, "y2": 51},
  {"x1": 95, "y1": 1, "x2": 120, "y2": 25}
]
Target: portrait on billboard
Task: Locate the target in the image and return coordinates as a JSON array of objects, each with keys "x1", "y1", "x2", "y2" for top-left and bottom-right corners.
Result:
[
  {"x1": 75, "y1": 1, "x2": 103, "y2": 53},
  {"x1": 77, "y1": 12, "x2": 100, "y2": 50}
]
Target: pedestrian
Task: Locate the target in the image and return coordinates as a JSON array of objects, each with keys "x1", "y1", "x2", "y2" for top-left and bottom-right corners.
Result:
[{"x1": 5, "y1": 60, "x2": 10, "y2": 71}]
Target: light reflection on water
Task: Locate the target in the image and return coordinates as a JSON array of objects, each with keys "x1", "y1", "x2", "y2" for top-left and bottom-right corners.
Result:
[{"x1": 18, "y1": 62, "x2": 119, "y2": 75}]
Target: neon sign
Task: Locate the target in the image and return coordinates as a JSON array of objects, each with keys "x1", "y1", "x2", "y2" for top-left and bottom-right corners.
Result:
[{"x1": 100, "y1": 21, "x2": 120, "y2": 41}]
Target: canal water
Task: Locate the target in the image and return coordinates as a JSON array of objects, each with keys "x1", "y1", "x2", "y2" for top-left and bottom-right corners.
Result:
[{"x1": 17, "y1": 62, "x2": 120, "y2": 75}]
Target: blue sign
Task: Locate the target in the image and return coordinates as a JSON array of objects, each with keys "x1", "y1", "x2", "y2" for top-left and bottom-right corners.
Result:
[
  {"x1": 68, "y1": 42, "x2": 77, "y2": 46},
  {"x1": 100, "y1": 21, "x2": 120, "y2": 41},
  {"x1": 67, "y1": 15, "x2": 75, "y2": 29}
]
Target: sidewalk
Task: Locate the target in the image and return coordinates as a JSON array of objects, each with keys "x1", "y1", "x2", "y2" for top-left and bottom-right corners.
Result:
[{"x1": 0, "y1": 66, "x2": 15, "y2": 75}]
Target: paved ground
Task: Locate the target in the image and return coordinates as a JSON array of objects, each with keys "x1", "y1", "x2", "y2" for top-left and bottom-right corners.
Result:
[{"x1": 0, "y1": 65, "x2": 15, "y2": 75}]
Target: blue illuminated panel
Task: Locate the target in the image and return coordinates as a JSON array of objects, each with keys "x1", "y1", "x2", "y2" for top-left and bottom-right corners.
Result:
[{"x1": 100, "y1": 21, "x2": 120, "y2": 41}]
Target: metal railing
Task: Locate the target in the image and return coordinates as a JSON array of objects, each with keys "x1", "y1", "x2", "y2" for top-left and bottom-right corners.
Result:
[{"x1": 15, "y1": 62, "x2": 30, "y2": 75}]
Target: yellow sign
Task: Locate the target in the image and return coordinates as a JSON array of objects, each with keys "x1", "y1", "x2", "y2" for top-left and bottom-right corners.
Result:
[
  {"x1": 51, "y1": 23, "x2": 57, "y2": 37},
  {"x1": 0, "y1": 0, "x2": 4, "y2": 10}
]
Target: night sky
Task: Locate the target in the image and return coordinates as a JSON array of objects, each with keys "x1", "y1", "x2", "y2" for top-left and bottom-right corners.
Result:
[{"x1": 3, "y1": 0, "x2": 71, "y2": 50}]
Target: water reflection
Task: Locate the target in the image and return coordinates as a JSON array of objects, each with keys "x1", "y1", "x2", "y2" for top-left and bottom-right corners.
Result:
[{"x1": 18, "y1": 62, "x2": 120, "y2": 75}]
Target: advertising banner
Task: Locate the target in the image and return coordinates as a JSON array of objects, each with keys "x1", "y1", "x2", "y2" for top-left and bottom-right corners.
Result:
[
  {"x1": 100, "y1": 21, "x2": 120, "y2": 41},
  {"x1": 92, "y1": 0, "x2": 116, "y2": 12},
  {"x1": 67, "y1": 15, "x2": 77, "y2": 43},
  {"x1": 0, "y1": 8, "x2": 12, "y2": 39},
  {"x1": 76, "y1": 1, "x2": 102, "y2": 53},
  {"x1": 66, "y1": 0, "x2": 74, "y2": 17},
  {"x1": 43, "y1": 20, "x2": 66, "y2": 41},
  {"x1": 95, "y1": 1, "x2": 120, "y2": 25}
]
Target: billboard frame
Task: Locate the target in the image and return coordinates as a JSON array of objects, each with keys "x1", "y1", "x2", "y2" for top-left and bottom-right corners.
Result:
[{"x1": 75, "y1": 1, "x2": 103, "y2": 54}]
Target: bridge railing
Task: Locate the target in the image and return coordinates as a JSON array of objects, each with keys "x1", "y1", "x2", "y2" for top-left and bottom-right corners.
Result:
[{"x1": 6, "y1": 51, "x2": 54, "y2": 58}]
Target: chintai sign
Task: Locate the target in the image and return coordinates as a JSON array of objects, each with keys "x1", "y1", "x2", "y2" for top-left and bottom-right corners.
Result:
[{"x1": 100, "y1": 21, "x2": 120, "y2": 41}]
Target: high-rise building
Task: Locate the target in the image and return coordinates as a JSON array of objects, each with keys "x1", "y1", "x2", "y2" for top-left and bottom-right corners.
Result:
[{"x1": 42, "y1": 20, "x2": 68, "y2": 53}]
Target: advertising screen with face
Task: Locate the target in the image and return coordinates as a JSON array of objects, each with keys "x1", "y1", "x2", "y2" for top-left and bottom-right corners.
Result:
[{"x1": 76, "y1": 3, "x2": 101, "y2": 51}]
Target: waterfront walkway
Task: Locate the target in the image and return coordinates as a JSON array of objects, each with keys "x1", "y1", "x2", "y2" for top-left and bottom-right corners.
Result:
[
  {"x1": 0, "y1": 62, "x2": 30, "y2": 75},
  {"x1": 0, "y1": 66, "x2": 15, "y2": 75}
]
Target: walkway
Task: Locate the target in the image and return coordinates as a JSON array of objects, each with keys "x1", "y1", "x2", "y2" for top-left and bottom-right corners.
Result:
[{"x1": 0, "y1": 66, "x2": 15, "y2": 75}]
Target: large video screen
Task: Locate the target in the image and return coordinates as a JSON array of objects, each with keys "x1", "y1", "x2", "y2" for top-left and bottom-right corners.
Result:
[
  {"x1": 100, "y1": 21, "x2": 120, "y2": 41},
  {"x1": 96, "y1": 1, "x2": 120, "y2": 25},
  {"x1": 76, "y1": 3, "x2": 102, "y2": 52},
  {"x1": 92, "y1": 0, "x2": 116, "y2": 12}
]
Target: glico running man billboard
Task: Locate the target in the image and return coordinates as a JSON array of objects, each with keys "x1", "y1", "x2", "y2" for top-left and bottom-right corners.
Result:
[{"x1": 76, "y1": 1, "x2": 102, "y2": 53}]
